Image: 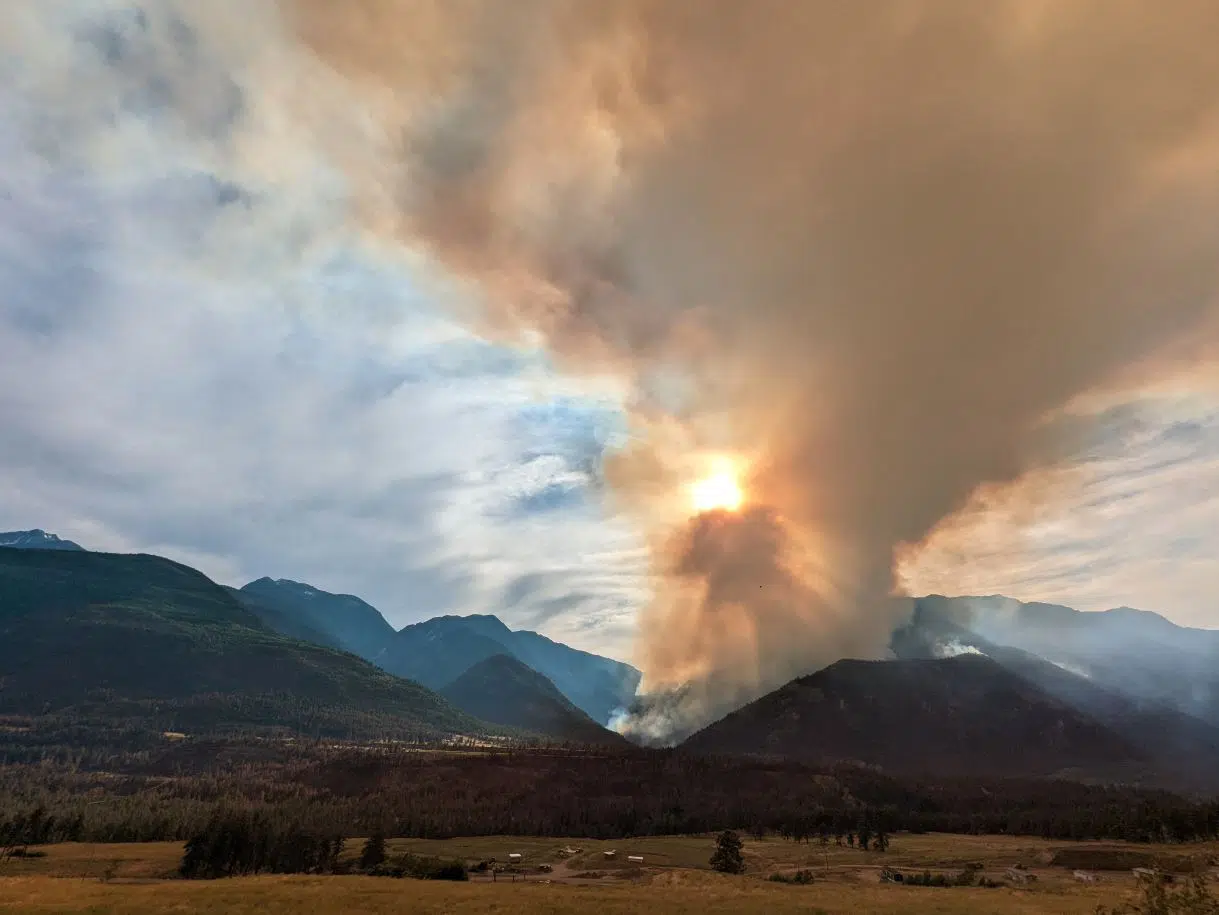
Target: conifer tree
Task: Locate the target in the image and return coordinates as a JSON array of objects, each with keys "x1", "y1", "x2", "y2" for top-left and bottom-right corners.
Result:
[
  {"x1": 360, "y1": 833, "x2": 388, "y2": 872},
  {"x1": 710, "y1": 830, "x2": 745, "y2": 874}
]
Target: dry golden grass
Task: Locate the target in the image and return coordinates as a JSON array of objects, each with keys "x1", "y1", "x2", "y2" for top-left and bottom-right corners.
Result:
[
  {"x1": 0, "y1": 872, "x2": 1126, "y2": 914},
  {"x1": 389, "y1": 831, "x2": 1219, "y2": 877},
  {"x1": 0, "y1": 843, "x2": 182, "y2": 880},
  {"x1": 2, "y1": 833, "x2": 1215, "y2": 914}
]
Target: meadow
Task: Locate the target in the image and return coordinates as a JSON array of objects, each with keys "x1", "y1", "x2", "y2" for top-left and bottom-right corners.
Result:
[{"x1": 3, "y1": 832, "x2": 1217, "y2": 913}]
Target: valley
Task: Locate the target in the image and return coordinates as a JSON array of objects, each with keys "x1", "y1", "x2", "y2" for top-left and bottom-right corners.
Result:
[{"x1": 4, "y1": 533, "x2": 1219, "y2": 913}]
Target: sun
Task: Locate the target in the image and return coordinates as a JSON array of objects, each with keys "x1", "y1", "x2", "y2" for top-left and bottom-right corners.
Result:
[{"x1": 689, "y1": 460, "x2": 744, "y2": 513}]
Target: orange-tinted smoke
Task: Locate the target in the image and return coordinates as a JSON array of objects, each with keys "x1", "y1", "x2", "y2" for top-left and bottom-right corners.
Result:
[{"x1": 281, "y1": 0, "x2": 1219, "y2": 735}]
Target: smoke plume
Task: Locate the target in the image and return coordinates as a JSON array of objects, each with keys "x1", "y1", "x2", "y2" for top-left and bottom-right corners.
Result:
[{"x1": 273, "y1": 0, "x2": 1219, "y2": 736}]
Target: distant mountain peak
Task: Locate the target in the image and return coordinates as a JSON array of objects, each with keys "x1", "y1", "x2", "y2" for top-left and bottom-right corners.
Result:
[
  {"x1": 380, "y1": 613, "x2": 641, "y2": 726},
  {"x1": 441, "y1": 653, "x2": 627, "y2": 747},
  {"x1": 0, "y1": 529, "x2": 85, "y2": 551},
  {"x1": 237, "y1": 576, "x2": 396, "y2": 661}
]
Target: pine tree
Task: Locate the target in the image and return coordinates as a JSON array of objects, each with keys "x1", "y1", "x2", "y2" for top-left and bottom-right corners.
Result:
[
  {"x1": 709, "y1": 830, "x2": 745, "y2": 874},
  {"x1": 360, "y1": 833, "x2": 388, "y2": 872},
  {"x1": 874, "y1": 827, "x2": 890, "y2": 852},
  {"x1": 858, "y1": 821, "x2": 874, "y2": 851}
]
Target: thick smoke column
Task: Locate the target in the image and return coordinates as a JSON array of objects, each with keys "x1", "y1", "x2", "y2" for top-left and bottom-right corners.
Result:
[{"x1": 276, "y1": 0, "x2": 1219, "y2": 736}]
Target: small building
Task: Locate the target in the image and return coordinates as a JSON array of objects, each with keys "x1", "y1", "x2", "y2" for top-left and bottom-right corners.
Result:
[
  {"x1": 627, "y1": 855, "x2": 644, "y2": 864},
  {"x1": 508, "y1": 853, "x2": 522, "y2": 864},
  {"x1": 603, "y1": 850, "x2": 617, "y2": 859}
]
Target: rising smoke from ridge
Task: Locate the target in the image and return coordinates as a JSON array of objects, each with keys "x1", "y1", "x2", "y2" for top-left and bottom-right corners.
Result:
[{"x1": 215, "y1": 0, "x2": 1219, "y2": 737}]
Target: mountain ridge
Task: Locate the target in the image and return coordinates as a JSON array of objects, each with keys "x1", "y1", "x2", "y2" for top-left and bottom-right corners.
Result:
[
  {"x1": 238, "y1": 576, "x2": 396, "y2": 661},
  {"x1": 683, "y1": 655, "x2": 1147, "y2": 780},
  {"x1": 0, "y1": 529, "x2": 85, "y2": 551},
  {"x1": 910, "y1": 594, "x2": 1219, "y2": 727},
  {"x1": 0, "y1": 548, "x2": 493, "y2": 742},
  {"x1": 892, "y1": 607, "x2": 1219, "y2": 790},
  {"x1": 0, "y1": 528, "x2": 641, "y2": 728},
  {"x1": 377, "y1": 614, "x2": 641, "y2": 725},
  {"x1": 441, "y1": 653, "x2": 628, "y2": 747}
]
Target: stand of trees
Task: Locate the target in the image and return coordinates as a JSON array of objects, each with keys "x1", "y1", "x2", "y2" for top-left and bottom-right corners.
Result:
[
  {"x1": 0, "y1": 807, "x2": 83, "y2": 849},
  {"x1": 2, "y1": 739, "x2": 1218, "y2": 848},
  {"x1": 179, "y1": 811, "x2": 345, "y2": 878}
]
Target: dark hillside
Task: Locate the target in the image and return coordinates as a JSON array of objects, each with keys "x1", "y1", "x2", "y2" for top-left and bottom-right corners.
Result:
[
  {"x1": 0, "y1": 549, "x2": 491, "y2": 741},
  {"x1": 237, "y1": 577, "x2": 395, "y2": 661},
  {"x1": 683, "y1": 656, "x2": 1143, "y2": 779},
  {"x1": 441, "y1": 654, "x2": 628, "y2": 747},
  {"x1": 892, "y1": 609, "x2": 1219, "y2": 791}
]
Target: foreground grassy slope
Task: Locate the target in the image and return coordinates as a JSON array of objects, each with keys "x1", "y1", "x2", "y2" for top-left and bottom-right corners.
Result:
[
  {"x1": 0, "y1": 549, "x2": 489, "y2": 740},
  {"x1": 0, "y1": 875, "x2": 1122, "y2": 915}
]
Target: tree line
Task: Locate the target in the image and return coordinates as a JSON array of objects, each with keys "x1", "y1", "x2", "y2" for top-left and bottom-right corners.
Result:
[
  {"x1": 3, "y1": 741, "x2": 1218, "y2": 848},
  {"x1": 175, "y1": 813, "x2": 468, "y2": 880}
]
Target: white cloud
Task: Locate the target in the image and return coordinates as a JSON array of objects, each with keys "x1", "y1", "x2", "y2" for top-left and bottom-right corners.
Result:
[
  {"x1": 901, "y1": 393, "x2": 1219, "y2": 631},
  {"x1": 0, "y1": 0, "x2": 647, "y2": 661}
]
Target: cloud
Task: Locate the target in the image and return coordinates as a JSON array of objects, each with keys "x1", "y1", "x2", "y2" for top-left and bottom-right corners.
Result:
[
  {"x1": 0, "y1": 0, "x2": 645, "y2": 660},
  {"x1": 900, "y1": 392, "x2": 1219, "y2": 630}
]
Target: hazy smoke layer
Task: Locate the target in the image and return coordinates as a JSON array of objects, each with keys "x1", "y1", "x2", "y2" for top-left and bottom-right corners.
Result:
[{"x1": 277, "y1": 0, "x2": 1219, "y2": 737}]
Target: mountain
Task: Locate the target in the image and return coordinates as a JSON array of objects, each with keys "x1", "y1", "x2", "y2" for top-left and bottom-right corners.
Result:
[
  {"x1": 507, "y1": 629, "x2": 642, "y2": 728},
  {"x1": 892, "y1": 607, "x2": 1219, "y2": 790},
  {"x1": 377, "y1": 614, "x2": 641, "y2": 725},
  {"x1": 682, "y1": 656, "x2": 1144, "y2": 779},
  {"x1": 910, "y1": 595, "x2": 1219, "y2": 728},
  {"x1": 441, "y1": 654, "x2": 628, "y2": 747},
  {"x1": 223, "y1": 585, "x2": 341, "y2": 651},
  {"x1": 0, "y1": 548, "x2": 491, "y2": 741},
  {"x1": 237, "y1": 577, "x2": 395, "y2": 661},
  {"x1": 377, "y1": 614, "x2": 514, "y2": 689},
  {"x1": 0, "y1": 529, "x2": 84, "y2": 551}
]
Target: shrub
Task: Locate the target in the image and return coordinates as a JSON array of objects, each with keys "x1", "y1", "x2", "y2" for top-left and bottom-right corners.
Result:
[
  {"x1": 1095, "y1": 872, "x2": 1219, "y2": 915},
  {"x1": 381, "y1": 853, "x2": 468, "y2": 881},
  {"x1": 769, "y1": 869, "x2": 816, "y2": 884},
  {"x1": 906, "y1": 870, "x2": 949, "y2": 887},
  {"x1": 902, "y1": 865, "x2": 1001, "y2": 889}
]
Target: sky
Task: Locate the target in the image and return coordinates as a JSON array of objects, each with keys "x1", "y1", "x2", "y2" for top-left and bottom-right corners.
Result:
[
  {"x1": 0, "y1": 0, "x2": 649, "y2": 657},
  {"x1": 2, "y1": 1, "x2": 1218, "y2": 671}
]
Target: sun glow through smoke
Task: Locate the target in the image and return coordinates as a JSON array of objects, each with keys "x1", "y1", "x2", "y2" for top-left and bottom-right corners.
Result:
[{"x1": 689, "y1": 459, "x2": 744, "y2": 514}]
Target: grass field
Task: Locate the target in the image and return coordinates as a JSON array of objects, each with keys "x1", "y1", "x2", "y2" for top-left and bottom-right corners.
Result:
[{"x1": 1, "y1": 833, "x2": 1216, "y2": 913}]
